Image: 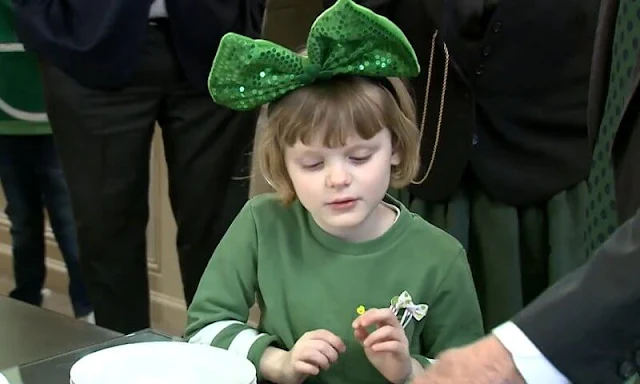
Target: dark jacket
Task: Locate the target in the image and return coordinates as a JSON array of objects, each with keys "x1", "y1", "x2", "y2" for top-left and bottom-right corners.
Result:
[
  {"x1": 330, "y1": 0, "x2": 600, "y2": 204},
  {"x1": 10, "y1": 0, "x2": 264, "y2": 91},
  {"x1": 514, "y1": 0, "x2": 640, "y2": 381},
  {"x1": 514, "y1": 207, "x2": 640, "y2": 383}
]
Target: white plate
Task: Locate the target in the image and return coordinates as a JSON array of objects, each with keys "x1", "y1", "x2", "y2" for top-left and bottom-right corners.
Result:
[{"x1": 69, "y1": 341, "x2": 256, "y2": 384}]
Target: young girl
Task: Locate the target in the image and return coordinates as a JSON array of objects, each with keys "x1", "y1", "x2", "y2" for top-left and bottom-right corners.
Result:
[
  {"x1": 256, "y1": 0, "x2": 598, "y2": 332},
  {"x1": 185, "y1": 1, "x2": 483, "y2": 383}
]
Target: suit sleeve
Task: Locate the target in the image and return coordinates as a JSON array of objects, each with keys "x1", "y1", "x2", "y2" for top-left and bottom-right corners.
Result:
[
  {"x1": 513, "y1": 209, "x2": 640, "y2": 383},
  {"x1": 10, "y1": 0, "x2": 151, "y2": 47},
  {"x1": 184, "y1": 201, "x2": 278, "y2": 380}
]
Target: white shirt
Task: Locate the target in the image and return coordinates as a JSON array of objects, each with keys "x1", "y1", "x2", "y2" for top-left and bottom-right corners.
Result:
[
  {"x1": 493, "y1": 321, "x2": 571, "y2": 383},
  {"x1": 149, "y1": 0, "x2": 168, "y2": 18}
]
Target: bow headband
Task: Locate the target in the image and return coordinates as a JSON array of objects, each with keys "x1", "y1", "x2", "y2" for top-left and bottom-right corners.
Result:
[{"x1": 208, "y1": 0, "x2": 420, "y2": 111}]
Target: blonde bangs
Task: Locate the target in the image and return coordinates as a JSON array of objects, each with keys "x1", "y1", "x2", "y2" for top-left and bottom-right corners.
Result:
[{"x1": 268, "y1": 77, "x2": 393, "y2": 148}]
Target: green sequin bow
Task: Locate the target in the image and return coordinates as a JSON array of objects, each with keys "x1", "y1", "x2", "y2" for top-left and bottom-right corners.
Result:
[{"x1": 208, "y1": 0, "x2": 420, "y2": 111}]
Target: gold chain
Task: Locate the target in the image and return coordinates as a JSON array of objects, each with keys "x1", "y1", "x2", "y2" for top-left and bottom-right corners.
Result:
[{"x1": 412, "y1": 30, "x2": 449, "y2": 185}]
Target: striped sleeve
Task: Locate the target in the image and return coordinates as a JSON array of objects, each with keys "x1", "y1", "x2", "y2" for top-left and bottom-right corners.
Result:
[{"x1": 184, "y1": 201, "x2": 278, "y2": 378}]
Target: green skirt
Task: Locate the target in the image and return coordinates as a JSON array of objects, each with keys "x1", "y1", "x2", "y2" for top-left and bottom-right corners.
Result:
[{"x1": 390, "y1": 180, "x2": 589, "y2": 330}]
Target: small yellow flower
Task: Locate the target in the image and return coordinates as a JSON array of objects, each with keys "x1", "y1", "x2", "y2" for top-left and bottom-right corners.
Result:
[{"x1": 356, "y1": 305, "x2": 366, "y2": 315}]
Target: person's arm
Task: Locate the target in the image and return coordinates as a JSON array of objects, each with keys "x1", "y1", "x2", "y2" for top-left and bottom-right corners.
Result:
[
  {"x1": 420, "y1": 248, "x2": 485, "y2": 363},
  {"x1": 10, "y1": 0, "x2": 151, "y2": 45},
  {"x1": 184, "y1": 201, "x2": 281, "y2": 382},
  {"x1": 513, "y1": 209, "x2": 640, "y2": 383},
  {"x1": 492, "y1": 322, "x2": 569, "y2": 383},
  {"x1": 413, "y1": 210, "x2": 640, "y2": 384}
]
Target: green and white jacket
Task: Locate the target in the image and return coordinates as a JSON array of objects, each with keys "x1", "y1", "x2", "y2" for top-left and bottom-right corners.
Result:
[{"x1": 0, "y1": 0, "x2": 50, "y2": 135}]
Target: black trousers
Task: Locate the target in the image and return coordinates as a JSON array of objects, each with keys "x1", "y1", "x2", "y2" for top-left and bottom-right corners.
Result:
[{"x1": 39, "y1": 23, "x2": 256, "y2": 334}]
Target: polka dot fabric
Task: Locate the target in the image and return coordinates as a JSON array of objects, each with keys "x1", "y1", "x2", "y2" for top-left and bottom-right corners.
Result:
[
  {"x1": 207, "y1": 0, "x2": 420, "y2": 111},
  {"x1": 586, "y1": 0, "x2": 640, "y2": 253}
]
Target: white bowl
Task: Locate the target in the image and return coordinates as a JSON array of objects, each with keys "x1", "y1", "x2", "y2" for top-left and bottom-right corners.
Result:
[{"x1": 69, "y1": 341, "x2": 256, "y2": 384}]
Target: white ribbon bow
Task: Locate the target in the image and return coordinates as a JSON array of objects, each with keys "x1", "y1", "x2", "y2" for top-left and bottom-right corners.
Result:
[{"x1": 389, "y1": 291, "x2": 429, "y2": 328}]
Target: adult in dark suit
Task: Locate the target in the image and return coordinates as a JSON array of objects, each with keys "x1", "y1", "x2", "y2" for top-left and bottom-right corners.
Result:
[
  {"x1": 256, "y1": 0, "x2": 600, "y2": 330},
  {"x1": 413, "y1": 0, "x2": 640, "y2": 382},
  {"x1": 10, "y1": 0, "x2": 264, "y2": 333}
]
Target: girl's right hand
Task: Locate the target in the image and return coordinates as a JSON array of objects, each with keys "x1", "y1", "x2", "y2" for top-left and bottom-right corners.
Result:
[{"x1": 280, "y1": 329, "x2": 346, "y2": 384}]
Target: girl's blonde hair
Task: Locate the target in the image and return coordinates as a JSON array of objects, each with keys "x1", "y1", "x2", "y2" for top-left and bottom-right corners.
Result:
[{"x1": 257, "y1": 75, "x2": 421, "y2": 205}]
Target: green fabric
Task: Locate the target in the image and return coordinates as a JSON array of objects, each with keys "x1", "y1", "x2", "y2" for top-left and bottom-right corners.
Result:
[
  {"x1": 0, "y1": 366, "x2": 24, "y2": 384},
  {"x1": 390, "y1": 181, "x2": 588, "y2": 330},
  {"x1": 0, "y1": 0, "x2": 51, "y2": 135},
  {"x1": 0, "y1": 121, "x2": 50, "y2": 135},
  {"x1": 590, "y1": 4, "x2": 640, "y2": 380},
  {"x1": 586, "y1": 0, "x2": 640, "y2": 253},
  {"x1": 0, "y1": 0, "x2": 15, "y2": 43},
  {"x1": 185, "y1": 193, "x2": 484, "y2": 384},
  {"x1": 208, "y1": 0, "x2": 420, "y2": 111}
]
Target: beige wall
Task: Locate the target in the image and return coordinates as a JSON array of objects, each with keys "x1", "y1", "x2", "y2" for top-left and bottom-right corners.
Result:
[{"x1": 0, "y1": 129, "x2": 187, "y2": 336}]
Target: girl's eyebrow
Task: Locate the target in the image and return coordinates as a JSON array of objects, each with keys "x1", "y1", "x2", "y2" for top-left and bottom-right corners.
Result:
[
  {"x1": 345, "y1": 143, "x2": 379, "y2": 151},
  {"x1": 291, "y1": 141, "x2": 379, "y2": 155},
  {"x1": 291, "y1": 147, "x2": 323, "y2": 157}
]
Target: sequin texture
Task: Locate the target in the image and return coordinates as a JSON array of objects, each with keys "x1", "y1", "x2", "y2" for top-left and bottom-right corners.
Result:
[{"x1": 207, "y1": 0, "x2": 420, "y2": 111}]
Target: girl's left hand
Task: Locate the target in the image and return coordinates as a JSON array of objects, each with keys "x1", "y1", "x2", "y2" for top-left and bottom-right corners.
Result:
[{"x1": 353, "y1": 308, "x2": 412, "y2": 384}]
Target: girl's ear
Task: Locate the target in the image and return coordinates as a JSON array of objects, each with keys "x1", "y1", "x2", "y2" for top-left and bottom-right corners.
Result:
[{"x1": 391, "y1": 152, "x2": 401, "y2": 166}]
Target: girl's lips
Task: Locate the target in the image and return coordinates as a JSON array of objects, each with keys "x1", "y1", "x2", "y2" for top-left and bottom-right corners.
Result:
[{"x1": 327, "y1": 198, "x2": 358, "y2": 210}]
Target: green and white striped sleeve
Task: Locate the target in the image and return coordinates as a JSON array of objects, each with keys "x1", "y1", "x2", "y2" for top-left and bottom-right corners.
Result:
[{"x1": 184, "y1": 201, "x2": 278, "y2": 375}]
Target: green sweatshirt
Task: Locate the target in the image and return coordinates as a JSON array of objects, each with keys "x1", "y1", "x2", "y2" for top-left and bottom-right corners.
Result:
[
  {"x1": 185, "y1": 194, "x2": 484, "y2": 384},
  {"x1": 0, "y1": 0, "x2": 50, "y2": 135}
]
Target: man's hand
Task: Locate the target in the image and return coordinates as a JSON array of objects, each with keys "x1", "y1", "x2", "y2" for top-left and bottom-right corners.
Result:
[{"x1": 412, "y1": 335, "x2": 525, "y2": 384}]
